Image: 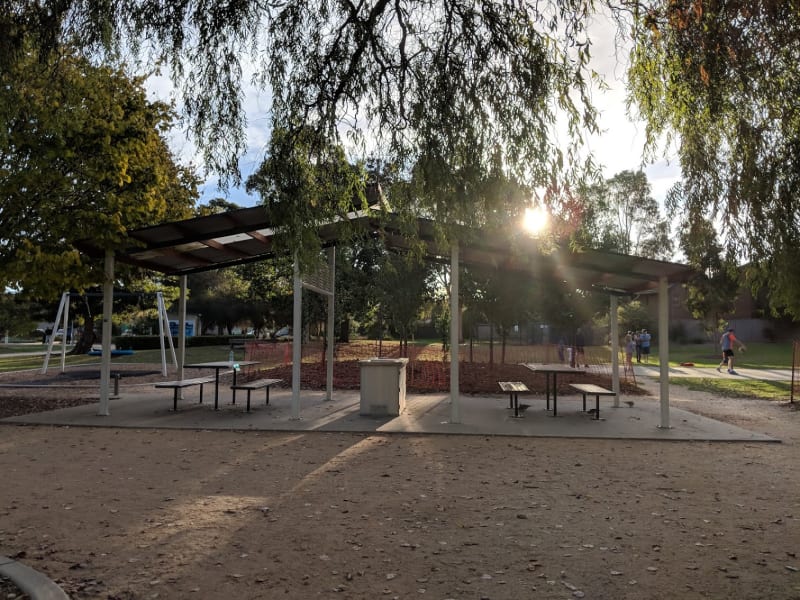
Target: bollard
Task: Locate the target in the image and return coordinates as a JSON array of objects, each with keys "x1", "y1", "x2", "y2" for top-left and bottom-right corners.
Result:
[{"x1": 111, "y1": 372, "x2": 121, "y2": 398}]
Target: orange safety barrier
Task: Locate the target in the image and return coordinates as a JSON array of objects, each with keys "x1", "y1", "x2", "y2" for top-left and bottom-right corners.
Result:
[{"x1": 250, "y1": 340, "x2": 616, "y2": 392}]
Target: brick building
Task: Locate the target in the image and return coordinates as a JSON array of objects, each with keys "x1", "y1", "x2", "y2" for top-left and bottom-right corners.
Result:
[{"x1": 637, "y1": 283, "x2": 796, "y2": 343}]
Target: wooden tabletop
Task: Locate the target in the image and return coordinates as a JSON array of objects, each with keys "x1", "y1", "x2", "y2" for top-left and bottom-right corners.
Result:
[{"x1": 498, "y1": 381, "x2": 529, "y2": 393}]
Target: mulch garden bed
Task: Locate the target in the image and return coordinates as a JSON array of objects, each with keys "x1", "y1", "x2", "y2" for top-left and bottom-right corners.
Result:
[{"x1": 257, "y1": 359, "x2": 646, "y2": 395}]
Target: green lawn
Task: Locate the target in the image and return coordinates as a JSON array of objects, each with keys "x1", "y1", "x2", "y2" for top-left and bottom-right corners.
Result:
[
  {"x1": 0, "y1": 343, "x2": 50, "y2": 355},
  {"x1": 0, "y1": 345, "x2": 244, "y2": 374},
  {"x1": 640, "y1": 342, "x2": 796, "y2": 402},
  {"x1": 5, "y1": 339, "x2": 794, "y2": 371},
  {"x1": 669, "y1": 377, "x2": 794, "y2": 402}
]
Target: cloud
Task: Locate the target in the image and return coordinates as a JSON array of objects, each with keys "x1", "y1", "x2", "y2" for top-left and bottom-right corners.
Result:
[{"x1": 584, "y1": 10, "x2": 683, "y2": 202}]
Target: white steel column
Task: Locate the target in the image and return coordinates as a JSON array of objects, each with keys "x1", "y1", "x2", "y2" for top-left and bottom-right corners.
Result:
[
  {"x1": 610, "y1": 294, "x2": 620, "y2": 407},
  {"x1": 41, "y1": 292, "x2": 69, "y2": 374},
  {"x1": 156, "y1": 293, "x2": 178, "y2": 376},
  {"x1": 291, "y1": 255, "x2": 303, "y2": 419},
  {"x1": 658, "y1": 276, "x2": 671, "y2": 428},
  {"x1": 450, "y1": 243, "x2": 460, "y2": 424},
  {"x1": 157, "y1": 292, "x2": 167, "y2": 375},
  {"x1": 98, "y1": 250, "x2": 114, "y2": 416},
  {"x1": 60, "y1": 293, "x2": 70, "y2": 372},
  {"x1": 177, "y1": 275, "x2": 187, "y2": 383},
  {"x1": 326, "y1": 247, "x2": 335, "y2": 401}
]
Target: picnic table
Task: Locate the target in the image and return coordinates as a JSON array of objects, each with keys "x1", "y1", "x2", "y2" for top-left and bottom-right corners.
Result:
[
  {"x1": 183, "y1": 360, "x2": 259, "y2": 410},
  {"x1": 523, "y1": 363, "x2": 586, "y2": 417},
  {"x1": 498, "y1": 381, "x2": 529, "y2": 418}
]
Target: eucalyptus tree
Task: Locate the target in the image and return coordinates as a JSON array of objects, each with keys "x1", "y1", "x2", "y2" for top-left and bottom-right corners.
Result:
[
  {"x1": 182, "y1": 201, "x2": 295, "y2": 337},
  {"x1": 246, "y1": 125, "x2": 368, "y2": 269},
  {"x1": 627, "y1": 1, "x2": 800, "y2": 316},
  {"x1": 237, "y1": 256, "x2": 295, "y2": 337},
  {"x1": 377, "y1": 253, "x2": 435, "y2": 355},
  {"x1": 333, "y1": 239, "x2": 385, "y2": 343},
  {"x1": 665, "y1": 184, "x2": 739, "y2": 339},
  {"x1": 574, "y1": 170, "x2": 672, "y2": 260},
  {"x1": 195, "y1": 198, "x2": 243, "y2": 217}
]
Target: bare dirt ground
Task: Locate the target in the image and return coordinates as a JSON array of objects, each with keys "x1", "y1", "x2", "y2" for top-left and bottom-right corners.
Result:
[{"x1": 1, "y1": 368, "x2": 800, "y2": 599}]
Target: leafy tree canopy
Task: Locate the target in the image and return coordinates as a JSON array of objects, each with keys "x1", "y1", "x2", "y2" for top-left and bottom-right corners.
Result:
[
  {"x1": 196, "y1": 198, "x2": 243, "y2": 216},
  {"x1": 627, "y1": 0, "x2": 800, "y2": 316},
  {"x1": 246, "y1": 126, "x2": 368, "y2": 268},
  {"x1": 3, "y1": 1, "x2": 602, "y2": 227},
  {"x1": 0, "y1": 45, "x2": 198, "y2": 298},
  {"x1": 375, "y1": 252, "x2": 434, "y2": 345},
  {"x1": 574, "y1": 170, "x2": 673, "y2": 260},
  {"x1": 670, "y1": 201, "x2": 738, "y2": 334}
]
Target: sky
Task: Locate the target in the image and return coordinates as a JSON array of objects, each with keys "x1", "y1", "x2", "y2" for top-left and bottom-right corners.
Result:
[{"x1": 147, "y1": 13, "x2": 682, "y2": 210}]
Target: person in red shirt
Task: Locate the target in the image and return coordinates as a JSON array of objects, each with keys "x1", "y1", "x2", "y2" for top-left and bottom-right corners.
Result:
[{"x1": 717, "y1": 327, "x2": 747, "y2": 375}]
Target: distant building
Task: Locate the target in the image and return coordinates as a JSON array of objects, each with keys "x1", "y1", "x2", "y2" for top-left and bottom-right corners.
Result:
[{"x1": 167, "y1": 315, "x2": 199, "y2": 337}]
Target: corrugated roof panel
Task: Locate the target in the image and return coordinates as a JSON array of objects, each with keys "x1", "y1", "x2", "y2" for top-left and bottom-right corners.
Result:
[{"x1": 75, "y1": 207, "x2": 695, "y2": 291}]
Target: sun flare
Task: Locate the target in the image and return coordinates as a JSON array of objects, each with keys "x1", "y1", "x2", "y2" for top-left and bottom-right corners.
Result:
[{"x1": 523, "y1": 206, "x2": 549, "y2": 235}]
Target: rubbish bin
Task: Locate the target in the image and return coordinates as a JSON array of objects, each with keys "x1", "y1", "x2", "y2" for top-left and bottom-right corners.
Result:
[{"x1": 359, "y1": 357, "x2": 409, "y2": 416}]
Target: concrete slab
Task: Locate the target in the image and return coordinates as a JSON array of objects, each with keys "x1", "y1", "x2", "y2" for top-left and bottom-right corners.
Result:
[{"x1": 1, "y1": 385, "x2": 778, "y2": 443}]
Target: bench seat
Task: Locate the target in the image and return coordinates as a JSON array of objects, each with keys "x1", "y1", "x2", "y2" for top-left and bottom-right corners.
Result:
[
  {"x1": 155, "y1": 376, "x2": 216, "y2": 411},
  {"x1": 568, "y1": 383, "x2": 616, "y2": 420},
  {"x1": 230, "y1": 378, "x2": 283, "y2": 412},
  {"x1": 498, "y1": 381, "x2": 529, "y2": 418}
]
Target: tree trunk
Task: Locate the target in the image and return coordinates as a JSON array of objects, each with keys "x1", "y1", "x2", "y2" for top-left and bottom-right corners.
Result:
[
  {"x1": 338, "y1": 317, "x2": 350, "y2": 343},
  {"x1": 489, "y1": 323, "x2": 494, "y2": 366},
  {"x1": 70, "y1": 296, "x2": 96, "y2": 355}
]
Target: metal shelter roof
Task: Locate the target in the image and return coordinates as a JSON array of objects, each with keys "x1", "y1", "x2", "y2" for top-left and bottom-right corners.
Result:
[{"x1": 78, "y1": 206, "x2": 694, "y2": 294}]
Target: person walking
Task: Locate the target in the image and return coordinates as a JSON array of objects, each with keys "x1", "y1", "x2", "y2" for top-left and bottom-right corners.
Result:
[
  {"x1": 624, "y1": 333, "x2": 635, "y2": 371},
  {"x1": 634, "y1": 330, "x2": 642, "y2": 363},
  {"x1": 575, "y1": 327, "x2": 587, "y2": 367},
  {"x1": 717, "y1": 327, "x2": 747, "y2": 375},
  {"x1": 640, "y1": 329, "x2": 652, "y2": 364}
]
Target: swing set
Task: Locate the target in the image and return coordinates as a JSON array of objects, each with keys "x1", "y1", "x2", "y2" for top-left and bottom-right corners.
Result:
[{"x1": 41, "y1": 291, "x2": 178, "y2": 376}]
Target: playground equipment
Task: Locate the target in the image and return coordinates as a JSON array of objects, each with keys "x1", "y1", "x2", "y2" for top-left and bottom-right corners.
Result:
[{"x1": 41, "y1": 291, "x2": 178, "y2": 376}]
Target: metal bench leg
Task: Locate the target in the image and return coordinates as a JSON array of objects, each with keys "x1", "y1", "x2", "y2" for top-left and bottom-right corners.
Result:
[
  {"x1": 173, "y1": 388, "x2": 179, "y2": 411},
  {"x1": 199, "y1": 383, "x2": 204, "y2": 405},
  {"x1": 595, "y1": 394, "x2": 600, "y2": 420},
  {"x1": 545, "y1": 376, "x2": 551, "y2": 410},
  {"x1": 246, "y1": 390, "x2": 252, "y2": 413},
  {"x1": 509, "y1": 392, "x2": 524, "y2": 418},
  {"x1": 266, "y1": 386, "x2": 270, "y2": 405},
  {"x1": 552, "y1": 374, "x2": 558, "y2": 416},
  {"x1": 582, "y1": 393, "x2": 587, "y2": 412}
]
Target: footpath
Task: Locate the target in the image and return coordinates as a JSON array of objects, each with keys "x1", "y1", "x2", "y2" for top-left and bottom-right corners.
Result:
[{"x1": 632, "y1": 363, "x2": 793, "y2": 381}]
